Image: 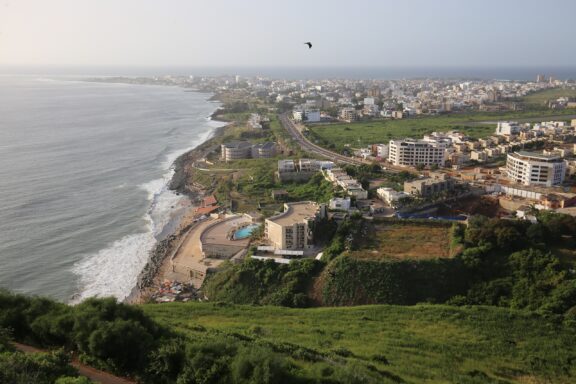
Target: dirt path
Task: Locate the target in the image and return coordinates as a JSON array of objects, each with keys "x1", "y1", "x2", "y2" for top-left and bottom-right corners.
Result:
[{"x1": 13, "y1": 343, "x2": 135, "y2": 384}]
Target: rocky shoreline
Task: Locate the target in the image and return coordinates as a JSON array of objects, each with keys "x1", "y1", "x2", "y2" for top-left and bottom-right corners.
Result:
[{"x1": 125, "y1": 115, "x2": 231, "y2": 304}]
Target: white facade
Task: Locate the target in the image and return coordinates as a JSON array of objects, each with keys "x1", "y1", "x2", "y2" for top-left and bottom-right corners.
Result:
[
  {"x1": 388, "y1": 139, "x2": 447, "y2": 167},
  {"x1": 377, "y1": 187, "x2": 409, "y2": 205},
  {"x1": 506, "y1": 151, "x2": 567, "y2": 187},
  {"x1": 495, "y1": 121, "x2": 521, "y2": 136},
  {"x1": 329, "y1": 197, "x2": 351, "y2": 210},
  {"x1": 375, "y1": 144, "x2": 389, "y2": 159}
]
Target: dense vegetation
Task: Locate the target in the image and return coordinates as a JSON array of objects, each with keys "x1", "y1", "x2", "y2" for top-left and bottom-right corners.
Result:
[
  {"x1": 2, "y1": 290, "x2": 575, "y2": 383},
  {"x1": 203, "y1": 258, "x2": 324, "y2": 307},
  {"x1": 204, "y1": 211, "x2": 576, "y2": 320}
]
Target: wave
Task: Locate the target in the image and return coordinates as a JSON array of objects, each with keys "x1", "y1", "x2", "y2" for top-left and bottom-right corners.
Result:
[{"x1": 71, "y1": 121, "x2": 221, "y2": 303}]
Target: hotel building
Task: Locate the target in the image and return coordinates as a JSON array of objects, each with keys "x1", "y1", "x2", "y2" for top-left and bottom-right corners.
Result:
[
  {"x1": 265, "y1": 202, "x2": 319, "y2": 250},
  {"x1": 506, "y1": 151, "x2": 567, "y2": 187}
]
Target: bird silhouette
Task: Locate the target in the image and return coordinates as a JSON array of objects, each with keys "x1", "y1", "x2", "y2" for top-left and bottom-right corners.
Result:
[{"x1": 304, "y1": 42, "x2": 312, "y2": 49}]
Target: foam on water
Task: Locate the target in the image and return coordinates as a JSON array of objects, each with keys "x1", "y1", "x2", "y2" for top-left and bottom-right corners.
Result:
[
  {"x1": 71, "y1": 118, "x2": 224, "y2": 303},
  {"x1": 71, "y1": 228, "x2": 155, "y2": 303}
]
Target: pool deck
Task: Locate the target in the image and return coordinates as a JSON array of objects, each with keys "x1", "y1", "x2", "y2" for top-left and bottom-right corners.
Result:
[{"x1": 161, "y1": 215, "x2": 254, "y2": 289}]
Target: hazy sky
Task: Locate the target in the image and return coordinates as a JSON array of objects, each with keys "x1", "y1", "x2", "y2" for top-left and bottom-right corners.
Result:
[{"x1": 1, "y1": 0, "x2": 575, "y2": 68}]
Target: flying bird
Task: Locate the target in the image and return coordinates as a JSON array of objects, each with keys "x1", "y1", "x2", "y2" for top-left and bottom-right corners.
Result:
[{"x1": 304, "y1": 42, "x2": 312, "y2": 49}]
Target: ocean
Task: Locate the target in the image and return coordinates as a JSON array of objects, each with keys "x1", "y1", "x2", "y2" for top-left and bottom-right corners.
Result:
[
  {"x1": 2, "y1": 65, "x2": 576, "y2": 81},
  {"x1": 0, "y1": 76, "x2": 222, "y2": 302}
]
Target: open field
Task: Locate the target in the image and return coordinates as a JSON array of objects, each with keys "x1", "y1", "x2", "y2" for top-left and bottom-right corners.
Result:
[
  {"x1": 142, "y1": 302, "x2": 576, "y2": 383},
  {"x1": 307, "y1": 110, "x2": 576, "y2": 149},
  {"x1": 351, "y1": 223, "x2": 453, "y2": 260},
  {"x1": 522, "y1": 88, "x2": 576, "y2": 106}
]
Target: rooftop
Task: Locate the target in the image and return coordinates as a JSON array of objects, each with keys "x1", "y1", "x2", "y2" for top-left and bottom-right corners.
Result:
[
  {"x1": 267, "y1": 202, "x2": 319, "y2": 227},
  {"x1": 512, "y1": 151, "x2": 564, "y2": 162},
  {"x1": 222, "y1": 141, "x2": 252, "y2": 149}
]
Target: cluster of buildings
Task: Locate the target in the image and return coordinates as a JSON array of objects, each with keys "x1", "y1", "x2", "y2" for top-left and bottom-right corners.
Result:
[
  {"x1": 324, "y1": 168, "x2": 368, "y2": 199},
  {"x1": 360, "y1": 120, "x2": 575, "y2": 186},
  {"x1": 277, "y1": 158, "x2": 335, "y2": 182}
]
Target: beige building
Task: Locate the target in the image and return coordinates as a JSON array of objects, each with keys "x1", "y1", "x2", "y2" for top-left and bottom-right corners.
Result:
[
  {"x1": 221, "y1": 141, "x2": 276, "y2": 162},
  {"x1": 404, "y1": 172, "x2": 455, "y2": 197},
  {"x1": 388, "y1": 138, "x2": 448, "y2": 167},
  {"x1": 265, "y1": 202, "x2": 319, "y2": 250},
  {"x1": 221, "y1": 141, "x2": 252, "y2": 162}
]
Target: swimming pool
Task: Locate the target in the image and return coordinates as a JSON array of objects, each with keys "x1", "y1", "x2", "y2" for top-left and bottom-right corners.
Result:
[{"x1": 233, "y1": 224, "x2": 260, "y2": 240}]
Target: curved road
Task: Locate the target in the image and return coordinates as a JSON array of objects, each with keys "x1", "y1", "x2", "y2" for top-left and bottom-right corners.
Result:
[{"x1": 278, "y1": 113, "x2": 367, "y2": 166}]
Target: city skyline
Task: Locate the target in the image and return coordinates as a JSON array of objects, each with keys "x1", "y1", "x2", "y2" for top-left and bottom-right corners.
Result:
[{"x1": 1, "y1": 0, "x2": 575, "y2": 69}]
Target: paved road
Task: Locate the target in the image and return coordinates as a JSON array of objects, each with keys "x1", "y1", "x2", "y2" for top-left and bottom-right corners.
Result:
[
  {"x1": 278, "y1": 113, "x2": 367, "y2": 166},
  {"x1": 278, "y1": 114, "x2": 410, "y2": 174},
  {"x1": 13, "y1": 343, "x2": 135, "y2": 384}
]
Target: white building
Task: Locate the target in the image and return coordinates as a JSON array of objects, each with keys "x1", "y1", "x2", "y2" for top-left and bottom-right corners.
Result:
[
  {"x1": 495, "y1": 121, "x2": 521, "y2": 136},
  {"x1": 293, "y1": 107, "x2": 320, "y2": 122},
  {"x1": 388, "y1": 138, "x2": 448, "y2": 167},
  {"x1": 506, "y1": 151, "x2": 567, "y2": 187},
  {"x1": 377, "y1": 187, "x2": 409, "y2": 205},
  {"x1": 373, "y1": 144, "x2": 389, "y2": 159},
  {"x1": 329, "y1": 197, "x2": 351, "y2": 211}
]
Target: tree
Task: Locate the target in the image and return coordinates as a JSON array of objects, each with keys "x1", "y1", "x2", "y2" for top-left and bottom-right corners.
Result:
[{"x1": 508, "y1": 249, "x2": 565, "y2": 311}]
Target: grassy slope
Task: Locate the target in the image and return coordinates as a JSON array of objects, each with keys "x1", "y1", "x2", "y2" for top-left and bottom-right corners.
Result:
[
  {"x1": 522, "y1": 88, "x2": 576, "y2": 106},
  {"x1": 350, "y1": 224, "x2": 452, "y2": 260},
  {"x1": 142, "y1": 302, "x2": 576, "y2": 384}
]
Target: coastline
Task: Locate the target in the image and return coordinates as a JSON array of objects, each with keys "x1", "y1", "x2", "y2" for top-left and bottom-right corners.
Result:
[{"x1": 124, "y1": 110, "x2": 230, "y2": 304}]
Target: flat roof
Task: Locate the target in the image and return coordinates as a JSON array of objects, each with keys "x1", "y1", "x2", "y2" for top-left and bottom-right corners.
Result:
[
  {"x1": 267, "y1": 202, "x2": 318, "y2": 226},
  {"x1": 512, "y1": 151, "x2": 563, "y2": 161}
]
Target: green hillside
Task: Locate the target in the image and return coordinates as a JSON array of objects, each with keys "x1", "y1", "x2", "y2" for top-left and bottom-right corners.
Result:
[
  {"x1": 1, "y1": 289, "x2": 575, "y2": 383},
  {"x1": 142, "y1": 302, "x2": 576, "y2": 384}
]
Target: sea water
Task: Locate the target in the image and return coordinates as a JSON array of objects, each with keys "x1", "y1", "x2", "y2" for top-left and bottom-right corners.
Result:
[{"x1": 0, "y1": 75, "x2": 222, "y2": 302}]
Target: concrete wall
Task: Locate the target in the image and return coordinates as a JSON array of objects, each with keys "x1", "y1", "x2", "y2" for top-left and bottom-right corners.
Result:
[{"x1": 201, "y1": 243, "x2": 246, "y2": 259}]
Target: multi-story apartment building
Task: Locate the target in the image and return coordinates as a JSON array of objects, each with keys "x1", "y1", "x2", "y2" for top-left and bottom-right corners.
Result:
[
  {"x1": 221, "y1": 141, "x2": 276, "y2": 162},
  {"x1": 221, "y1": 141, "x2": 252, "y2": 162},
  {"x1": 251, "y1": 142, "x2": 276, "y2": 158},
  {"x1": 265, "y1": 202, "x2": 319, "y2": 250},
  {"x1": 339, "y1": 107, "x2": 358, "y2": 122},
  {"x1": 388, "y1": 139, "x2": 448, "y2": 167},
  {"x1": 403, "y1": 172, "x2": 455, "y2": 197},
  {"x1": 506, "y1": 151, "x2": 567, "y2": 187}
]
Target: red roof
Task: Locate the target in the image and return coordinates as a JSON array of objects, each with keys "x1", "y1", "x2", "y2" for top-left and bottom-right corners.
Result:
[
  {"x1": 203, "y1": 195, "x2": 218, "y2": 206},
  {"x1": 195, "y1": 205, "x2": 219, "y2": 215}
]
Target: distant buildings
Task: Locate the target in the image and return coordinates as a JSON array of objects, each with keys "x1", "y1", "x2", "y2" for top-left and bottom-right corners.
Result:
[
  {"x1": 265, "y1": 202, "x2": 319, "y2": 250},
  {"x1": 388, "y1": 138, "x2": 448, "y2": 167},
  {"x1": 277, "y1": 159, "x2": 335, "y2": 182},
  {"x1": 339, "y1": 107, "x2": 358, "y2": 122},
  {"x1": 506, "y1": 151, "x2": 567, "y2": 187},
  {"x1": 293, "y1": 106, "x2": 321, "y2": 122}
]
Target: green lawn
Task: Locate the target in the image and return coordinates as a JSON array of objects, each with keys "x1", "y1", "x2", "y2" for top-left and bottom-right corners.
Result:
[
  {"x1": 307, "y1": 110, "x2": 575, "y2": 150},
  {"x1": 522, "y1": 88, "x2": 576, "y2": 106},
  {"x1": 142, "y1": 302, "x2": 576, "y2": 383}
]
